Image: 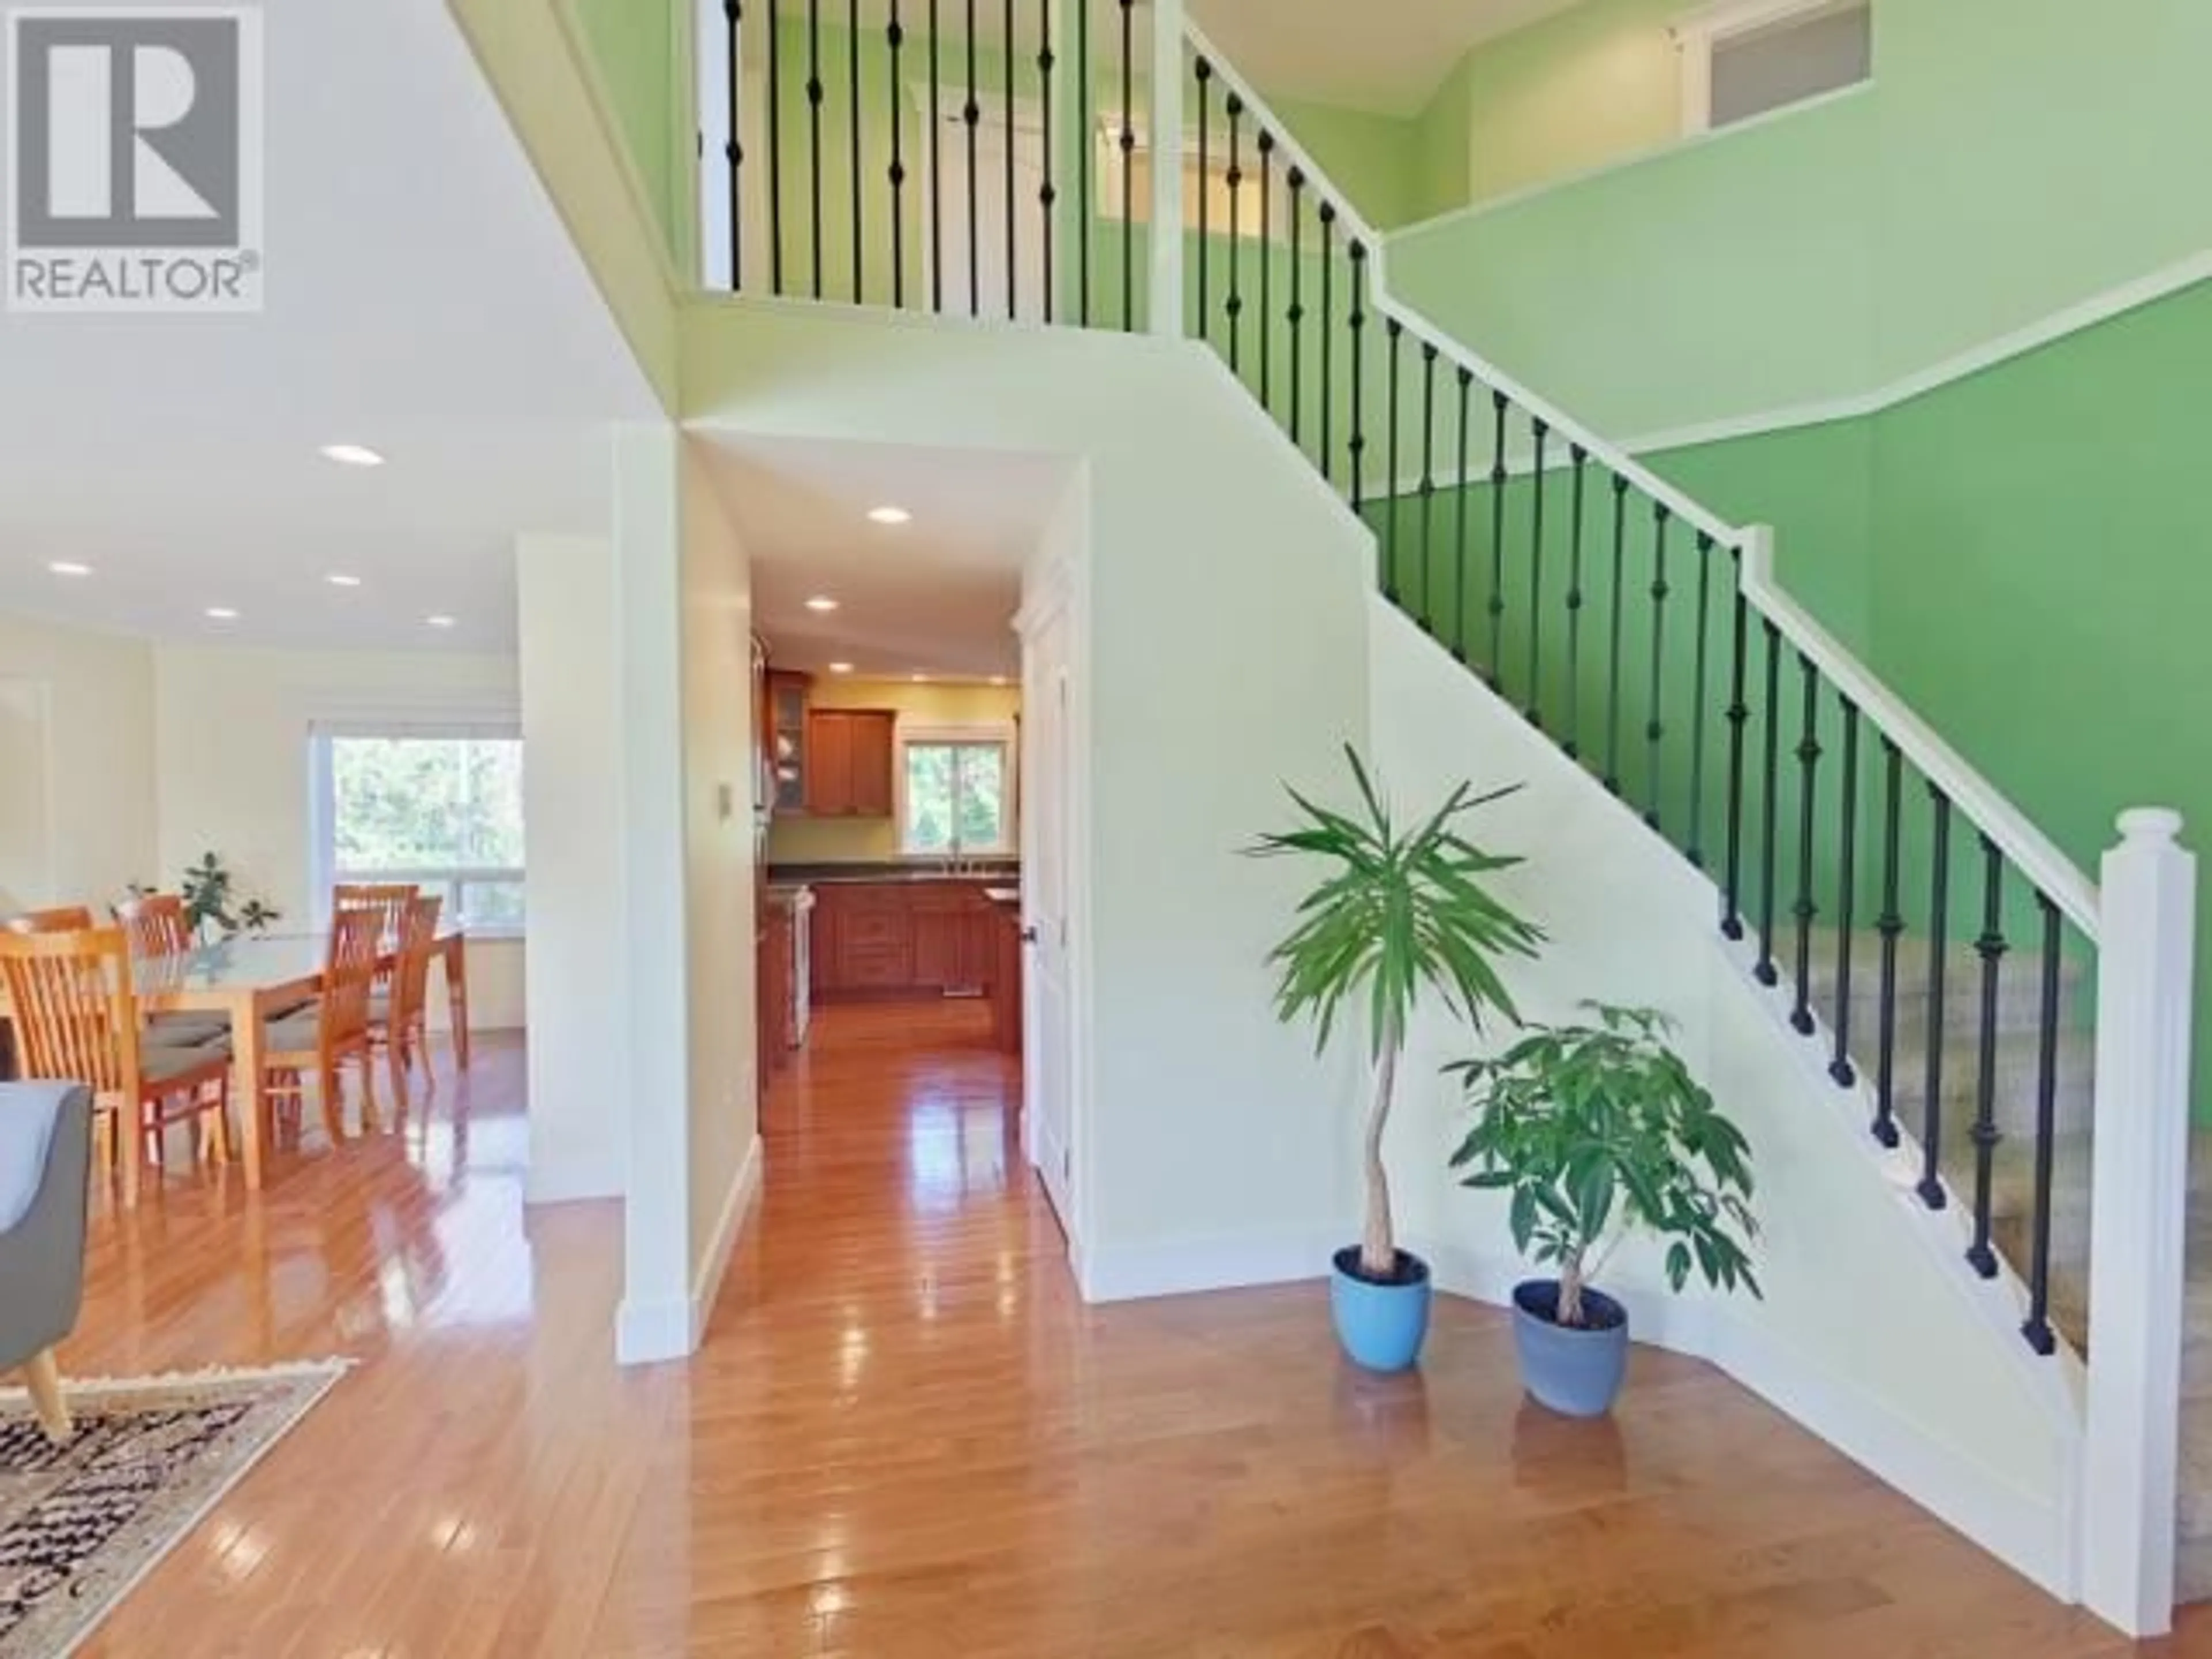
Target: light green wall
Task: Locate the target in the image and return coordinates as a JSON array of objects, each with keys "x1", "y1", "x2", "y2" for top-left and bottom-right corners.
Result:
[
  {"x1": 1412, "y1": 57, "x2": 1474, "y2": 221},
  {"x1": 1385, "y1": 0, "x2": 2212, "y2": 440},
  {"x1": 1452, "y1": 0, "x2": 1681, "y2": 207},
  {"x1": 1267, "y1": 96, "x2": 1420, "y2": 232},
  {"x1": 571, "y1": 0, "x2": 687, "y2": 267}
]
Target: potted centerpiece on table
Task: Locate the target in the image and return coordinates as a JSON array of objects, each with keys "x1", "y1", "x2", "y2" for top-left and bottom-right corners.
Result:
[
  {"x1": 1448, "y1": 1005, "x2": 1760, "y2": 1417},
  {"x1": 1249, "y1": 746, "x2": 1542, "y2": 1372}
]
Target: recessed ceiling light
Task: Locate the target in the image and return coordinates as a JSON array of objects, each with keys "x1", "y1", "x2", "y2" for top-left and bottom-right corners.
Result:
[
  {"x1": 327, "y1": 573, "x2": 362, "y2": 588},
  {"x1": 990, "y1": 675, "x2": 1008, "y2": 687},
  {"x1": 828, "y1": 661, "x2": 854, "y2": 675},
  {"x1": 911, "y1": 672, "x2": 930, "y2": 683},
  {"x1": 426, "y1": 613, "x2": 457, "y2": 630},
  {"x1": 320, "y1": 443, "x2": 385, "y2": 468},
  {"x1": 204, "y1": 606, "x2": 239, "y2": 622},
  {"x1": 805, "y1": 595, "x2": 840, "y2": 613},
  {"x1": 47, "y1": 560, "x2": 92, "y2": 577},
  {"x1": 868, "y1": 505, "x2": 912, "y2": 526}
]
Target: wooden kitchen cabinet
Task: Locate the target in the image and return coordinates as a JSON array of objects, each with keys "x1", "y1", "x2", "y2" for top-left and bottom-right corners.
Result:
[
  {"x1": 810, "y1": 881, "x2": 1004, "y2": 1000},
  {"x1": 804, "y1": 709, "x2": 897, "y2": 818}
]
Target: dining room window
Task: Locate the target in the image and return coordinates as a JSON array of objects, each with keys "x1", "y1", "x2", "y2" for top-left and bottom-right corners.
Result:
[
  {"x1": 309, "y1": 724, "x2": 526, "y2": 933},
  {"x1": 899, "y1": 730, "x2": 1014, "y2": 857}
]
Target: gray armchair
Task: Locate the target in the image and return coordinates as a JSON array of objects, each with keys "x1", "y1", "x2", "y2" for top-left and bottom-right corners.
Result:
[{"x1": 0, "y1": 1082, "x2": 93, "y2": 1442}]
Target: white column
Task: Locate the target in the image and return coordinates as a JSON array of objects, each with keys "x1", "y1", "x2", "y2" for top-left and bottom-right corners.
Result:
[
  {"x1": 1147, "y1": 0, "x2": 1186, "y2": 337},
  {"x1": 2083, "y1": 807, "x2": 2197, "y2": 1635}
]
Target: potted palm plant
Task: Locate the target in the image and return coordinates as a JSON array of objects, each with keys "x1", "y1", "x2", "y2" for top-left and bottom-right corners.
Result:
[
  {"x1": 1448, "y1": 1005, "x2": 1760, "y2": 1416},
  {"x1": 1249, "y1": 745, "x2": 1542, "y2": 1372}
]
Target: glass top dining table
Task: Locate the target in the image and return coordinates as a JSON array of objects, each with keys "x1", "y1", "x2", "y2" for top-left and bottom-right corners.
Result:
[{"x1": 126, "y1": 925, "x2": 472, "y2": 1195}]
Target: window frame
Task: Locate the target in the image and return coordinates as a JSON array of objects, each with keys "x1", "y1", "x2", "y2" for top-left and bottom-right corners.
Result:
[
  {"x1": 1672, "y1": 0, "x2": 1871, "y2": 137},
  {"x1": 308, "y1": 719, "x2": 527, "y2": 939},
  {"x1": 894, "y1": 721, "x2": 1018, "y2": 859}
]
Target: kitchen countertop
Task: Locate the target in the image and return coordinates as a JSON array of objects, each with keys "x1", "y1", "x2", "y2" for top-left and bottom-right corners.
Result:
[{"x1": 769, "y1": 861, "x2": 1022, "y2": 888}]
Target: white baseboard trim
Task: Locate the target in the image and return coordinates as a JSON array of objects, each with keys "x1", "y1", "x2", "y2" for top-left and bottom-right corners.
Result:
[
  {"x1": 615, "y1": 1134, "x2": 764, "y2": 1366},
  {"x1": 1078, "y1": 1227, "x2": 1339, "y2": 1304},
  {"x1": 1407, "y1": 1232, "x2": 2077, "y2": 1605}
]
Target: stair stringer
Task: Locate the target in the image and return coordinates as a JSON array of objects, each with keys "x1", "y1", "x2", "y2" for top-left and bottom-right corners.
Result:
[{"x1": 1370, "y1": 599, "x2": 2085, "y2": 1604}]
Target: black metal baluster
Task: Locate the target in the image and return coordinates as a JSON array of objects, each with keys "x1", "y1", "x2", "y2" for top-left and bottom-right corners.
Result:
[
  {"x1": 1527, "y1": 421, "x2": 1548, "y2": 725},
  {"x1": 849, "y1": 0, "x2": 863, "y2": 301},
  {"x1": 2022, "y1": 895, "x2": 2063, "y2": 1354},
  {"x1": 1872, "y1": 738, "x2": 1905, "y2": 1146},
  {"x1": 1194, "y1": 61, "x2": 1210, "y2": 346},
  {"x1": 1118, "y1": 0, "x2": 1133, "y2": 332},
  {"x1": 1645, "y1": 505, "x2": 1672, "y2": 831},
  {"x1": 807, "y1": 0, "x2": 824, "y2": 298},
  {"x1": 1828, "y1": 700, "x2": 1861, "y2": 1086},
  {"x1": 1488, "y1": 393, "x2": 1510, "y2": 693},
  {"x1": 1917, "y1": 787, "x2": 1955, "y2": 1211},
  {"x1": 1965, "y1": 839, "x2": 2008, "y2": 1277},
  {"x1": 1036, "y1": 0, "x2": 1052, "y2": 323},
  {"x1": 1287, "y1": 170, "x2": 1305, "y2": 452},
  {"x1": 1753, "y1": 619, "x2": 1782, "y2": 985},
  {"x1": 1418, "y1": 343, "x2": 1437, "y2": 627},
  {"x1": 1226, "y1": 98, "x2": 1245, "y2": 374},
  {"x1": 1603, "y1": 474, "x2": 1627, "y2": 787},
  {"x1": 1074, "y1": 0, "x2": 1087, "y2": 324},
  {"x1": 1687, "y1": 532, "x2": 1714, "y2": 866},
  {"x1": 888, "y1": 2, "x2": 906, "y2": 306},
  {"x1": 768, "y1": 0, "x2": 785, "y2": 293},
  {"x1": 1788, "y1": 653, "x2": 1821, "y2": 1032},
  {"x1": 963, "y1": 0, "x2": 980, "y2": 317},
  {"x1": 1257, "y1": 133, "x2": 1274, "y2": 414},
  {"x1": 1565, "y1": 449, "x2": 1588, "y2": 759},
  {"x1": 1348, "y1": 242, "x2": 1368, "y2": 512},
  {"x1": 927, "y1": 0, "x2": 941, "y2": 312},
  {"x1": 1319, "y1": 205, "x2": 1336, "y2": 487},
  {"x1": 724, "y1": 0, "x2": 744, "y2": 290},
  {"x1": 1455, "y1": 368, "x2": 1474, "y2": 662},
  {"x1": 1002, "y1": 0, "x2": 1016, "y2": 319},
  {"x1": 1721, "y1": 551, "x2": 1749, "y2": 937},
  {"x1": 1382, "y1": 317, "x2": 1402, "y2": 601}
]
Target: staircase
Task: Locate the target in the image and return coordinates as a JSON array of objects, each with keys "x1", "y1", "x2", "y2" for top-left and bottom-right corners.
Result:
[{"x1": 665, "y1": 0, "x2": 2200, "y2": 1630}]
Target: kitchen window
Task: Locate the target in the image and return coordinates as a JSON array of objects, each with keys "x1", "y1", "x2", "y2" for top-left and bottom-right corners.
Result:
[
  {"x1": 899, "y1": 729, "x2": 1014, "y2": 857},
  {"x1": 309, "y1": 724, "x2": 527, "y2": 934}
]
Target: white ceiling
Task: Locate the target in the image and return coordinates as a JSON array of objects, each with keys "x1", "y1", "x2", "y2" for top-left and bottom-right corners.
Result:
[
  {"x1": 1190, "y1": 0, "x2": 1586, "y2": 116},
  {"x1": 0, "y1": 0, "x2": 656, "y2": 655},
  {"x1": 697, "y1": 434, "x2": 1077, "y2": 680}
]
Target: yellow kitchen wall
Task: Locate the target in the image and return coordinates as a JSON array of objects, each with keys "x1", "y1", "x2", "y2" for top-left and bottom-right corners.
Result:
[{"x1": 766, "y1": 676, "x2": 1022, "y2": 864}]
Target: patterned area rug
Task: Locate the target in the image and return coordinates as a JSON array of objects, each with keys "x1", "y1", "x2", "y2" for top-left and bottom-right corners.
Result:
[{"x1": 0, "y1": 1362, "x2": 346, "y2": 1658}]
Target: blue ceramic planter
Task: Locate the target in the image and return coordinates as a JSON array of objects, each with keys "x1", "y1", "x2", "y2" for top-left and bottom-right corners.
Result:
[
  {"x1": 1512, "y1": 1279, "x2": 1630, "y2": 1416},
  {"x1": 1330, "y1": 1247, "x2": 1433, "y2": 1371}
]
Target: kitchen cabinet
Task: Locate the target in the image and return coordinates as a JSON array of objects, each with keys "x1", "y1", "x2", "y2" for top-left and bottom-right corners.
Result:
[
  {"x1": 768, "y1": 670, "x2": 810, "y2": 815},
  {"x1": 811, "y1": 880, "x2": 1007, "y2": 1000},
  {"x1": 804, "y1": 709, "x2": 897, "y2": 818}
]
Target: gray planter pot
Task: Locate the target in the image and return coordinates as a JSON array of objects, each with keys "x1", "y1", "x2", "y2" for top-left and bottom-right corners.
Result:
[{"x1": 1512, "y1": 1278, "x2": 1629, "y2": 1417}]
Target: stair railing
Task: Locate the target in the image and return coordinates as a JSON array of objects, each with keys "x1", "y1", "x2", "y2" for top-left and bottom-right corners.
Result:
[{"x1": 1178, "y1": 15, "x2": 2194, "y2": 1635}]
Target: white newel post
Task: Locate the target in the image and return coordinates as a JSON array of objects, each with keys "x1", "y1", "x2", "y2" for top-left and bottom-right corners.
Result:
[
  {"x1": 1147, "y1": 0, "x2": 1186, "y2": 337},
  {"x1": 2084, "y1": 808, "x2": 2197, "y2": 1635}
]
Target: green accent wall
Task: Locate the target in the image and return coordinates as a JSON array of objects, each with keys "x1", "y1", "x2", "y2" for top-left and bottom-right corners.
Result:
[
  {"x1": 570, "y1": 0, "x2": 688, "y2": 268},
  {"x1": 1382, "y1": 0, "x2": 2212, "y2": 439},
  {"x1": 1266, "y1": 96, "x2": 1421, "y2": 232}
]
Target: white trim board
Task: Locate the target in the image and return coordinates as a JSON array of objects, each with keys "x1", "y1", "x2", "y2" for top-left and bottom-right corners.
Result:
[{"x1": 616, "y1": 1132, "x2": 764, "y2": 1363}]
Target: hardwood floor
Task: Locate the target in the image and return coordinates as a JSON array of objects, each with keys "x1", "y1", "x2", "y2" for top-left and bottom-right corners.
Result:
[{"x1": 41, "y1": 1005, "x2": 2212, "y2": 1654}]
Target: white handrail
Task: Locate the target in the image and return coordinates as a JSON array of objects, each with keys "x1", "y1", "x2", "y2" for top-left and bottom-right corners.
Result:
[{"x1": 1180, "y1": 16, "x2": 2103, "y2": 939}]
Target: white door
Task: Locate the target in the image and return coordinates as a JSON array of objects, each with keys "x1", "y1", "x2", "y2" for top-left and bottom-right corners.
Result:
[
  {"x1": 1023, "y1": 606, "x2": 1076, "y2": 1231},
  {"x1": 926, "y1": 94, "x2": 1048, "y2": 323}
]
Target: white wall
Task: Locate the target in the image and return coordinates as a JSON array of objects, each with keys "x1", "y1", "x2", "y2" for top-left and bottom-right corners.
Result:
[
  {"x1": 1369, "y1": 599, "x2": 2080, "y2": 1601},
  {"x1": 151, "y1": 643, "x2": 526, "y2": 1029},
  {"x1": 611, "y1": 425, "x2": 762, "y2": 1365},
  {"x1": 518, "y1": 534, "x2": 628, "y2": 1203},
  {"x1": 0, "y1": 612, "x2": 157, "y2": 909},
  {"x1": 684, "y1": 302, "x2": 1372, "y2": 1298}
]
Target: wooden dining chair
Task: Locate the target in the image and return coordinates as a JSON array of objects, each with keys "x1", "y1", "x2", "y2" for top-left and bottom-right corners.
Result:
[
  {"x1": 5, "y1": 906, "x2": 94, "y2": 935},
  {"x1": 0, "y1": 926, "x2": 233, "y2": 1208},
  {"x1": 368, "y1": 895, "x2": 442, "y2": 1111},
  {"x1": 334, "y1": 883, "x2": 417, "y2": 956},
  {"x1": 263, "y1": 907, "x2": 381, "y2": 1147},
  {"x1": 113, "y1": 893, "x2": 231, "y2": 1048}
]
